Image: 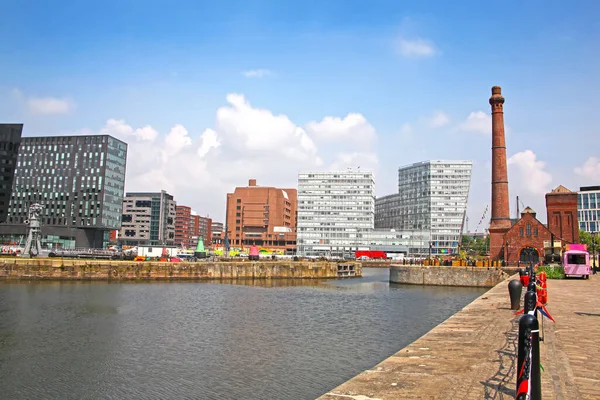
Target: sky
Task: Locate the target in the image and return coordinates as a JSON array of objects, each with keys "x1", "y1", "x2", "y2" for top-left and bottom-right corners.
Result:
[{"x1": 1, "y1": 0, "x2": 599, "y2": 229}]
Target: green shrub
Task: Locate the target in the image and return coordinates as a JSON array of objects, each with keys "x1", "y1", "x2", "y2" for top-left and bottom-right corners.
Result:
[{"x1": 538, "y1": 265, "x2": 564, "y2": 279}]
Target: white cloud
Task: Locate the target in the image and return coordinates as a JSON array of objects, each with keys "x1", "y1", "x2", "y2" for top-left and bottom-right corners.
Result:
[
  {"x1": 197, "y1": 129, "x2": 220, "y2": 157},
  {"x1": 163, "y1": 124, "x2": 192, "y2": 156},
  {"x1": 424, "y1": 111, "x2": 450, "y2": 129},
  {"x1": 242, "y1": 69, "x2": 273, "y2": 78},
  {"x1": 399, "y1": 123, "x2": 412, "y2": 135},
  {"x1": 27, "y1": 96, "x2": 73, "y2": 115},
  {"x1": 101, "y1": 119, "x2": 158, "y2": 142},
  {"x1": 574, "y1": 157, "x2": 600, "y2": 181},
  {"x1": 508, "y1": 150, "x2": 553, "y2": 195},
  {"x1": 98, "y1": 93, "x2": 376, "y2": 220},
  {"x1": 10, "y1": 88, "x2": 75, "y2": 115},
  {"x1": 305, "y1": 113, "x2": 376, "y2": 144},
  {"x1": 396, "y1": 37, "x2": 437, "y2": 58},
  {"x1": 457, "y1": 111, "x2": 491, "y2": 135},
  {"x1": 328, "y1": 152, "x2": 379, "y2": 172}
]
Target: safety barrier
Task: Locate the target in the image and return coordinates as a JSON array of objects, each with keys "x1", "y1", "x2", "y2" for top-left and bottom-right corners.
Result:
[{"x1": 513, "y1": 263, "x2": 555, "y2": 400}]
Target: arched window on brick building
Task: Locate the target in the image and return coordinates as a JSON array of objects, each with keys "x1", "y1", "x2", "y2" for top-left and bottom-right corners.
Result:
[
  {"x1": 526, "y1": 222, "x2": 532, "y2": 237},
  {"x1": 520, "y1": 227, "x2": 524, "y2": 237}
]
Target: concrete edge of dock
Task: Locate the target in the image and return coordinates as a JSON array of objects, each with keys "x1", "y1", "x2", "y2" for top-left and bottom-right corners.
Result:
[
  {"x1": 319, "y1": 273, "x2": 519, "y2": 399},
  {"x1": 0, "y1": 259, "x2": 362, "y2": 280}
]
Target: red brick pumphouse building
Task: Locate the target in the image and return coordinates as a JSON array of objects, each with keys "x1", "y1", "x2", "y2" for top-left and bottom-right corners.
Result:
[
  {"x1": 501, "y1": 185, "x2": 579, "y2": 264},
  {"x1": 486, "y1": 86, "x2": 579, "y2": 264}
]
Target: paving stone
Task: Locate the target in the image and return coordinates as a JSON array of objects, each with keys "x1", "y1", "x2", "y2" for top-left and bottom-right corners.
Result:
[{"x1": 318, "y1": 274, "x2": 600, "y2": 399}]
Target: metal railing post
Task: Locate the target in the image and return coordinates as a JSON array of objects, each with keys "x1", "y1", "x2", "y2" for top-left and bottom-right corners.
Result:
[{"x1": 516, "y1": 313, "x2": 541, "y2": 400}]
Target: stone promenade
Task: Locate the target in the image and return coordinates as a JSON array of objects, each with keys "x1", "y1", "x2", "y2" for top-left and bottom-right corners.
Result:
[{"x1": 319, "y1": 273, "x2": 600, "y2": 400}]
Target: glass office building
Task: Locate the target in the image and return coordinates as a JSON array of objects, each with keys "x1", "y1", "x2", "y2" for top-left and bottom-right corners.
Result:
[
  {"x1": 578, "y1": 186, "x2": 600, "y2": 233},
  {"x1": 375, "y1": 160, "x2": 472, "y2": 256},
  {"x1": 0, "y1": 124, "x2": 23, "y2": 223},
  {"x1": 297, "y1": 170, "x2": 375, "y2": 257},
  {"x1": 0, "y1": 134, "x2": 127, "y2": 248}
]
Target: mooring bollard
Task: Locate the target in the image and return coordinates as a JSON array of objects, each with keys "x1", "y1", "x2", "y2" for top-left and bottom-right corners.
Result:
[
  {"x1": 527, "y1": 278, "x2": 537, "y2": 294},
  {"x1": 524, "y1": 290, "x2": 537, "y2": 315},
  {"x1": 516, "y1": 313, "x2": 541, "y2": 400},
  {"x1": 508, "y1": 279, "x2": 523, "y2": 310}
]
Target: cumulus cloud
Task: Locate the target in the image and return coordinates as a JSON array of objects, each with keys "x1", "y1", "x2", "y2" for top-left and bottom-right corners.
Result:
[
  {"x1": 98, "y1": 93, "x2": 378, "y2": 221},
  {"x1": 396, "y1": 37, "x2": 438, "y2": 58},
  {"x1": 197, "y1": 129, "x2": 220, "y2": 158},
  {"x1": 329, "y1": 152, "x2": 379, "y2": 172},
  {"x1": 306, "y1": 113, "x2": 376, "y2": 144},
  {"x1": 424, "y1": 111, "x2": 450, "y2": 129},
  {"x1": 399, "y1": 123, "x2": 412, "y2": 135},
  {"x1": 508, "y1": 150, "x2": 553, "y2": 195},
  {"x1": 242, "y1": 69, "x2": 273, "y2": 78},
  {"x1": 457, "y1": 111, "x2": 491, "y2": 135},
  {"x1": 574, "y1": 157, "x2": 600, "y2": 181},
  {"x1": 101, "y1": 119, "x2": 158, "y2": 142},
  {"x1": 11, "y1": 88, "x2": 75, "y2": 115},
  {"x1": 27, "y1": 96, "x2": 74, "y2": 115}
]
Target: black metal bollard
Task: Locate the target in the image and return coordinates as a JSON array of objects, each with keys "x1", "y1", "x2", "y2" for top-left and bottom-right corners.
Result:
[
  {"x1": 530, "y1": 323, "x2": 542, "y2": 400},
  {"x1": 527, "y1": 278, "x2": 537, "y2": 294},
  {"x1": 524, "y1": 290, "x2": 537, "y2": 315},
  {"x1": 508, "y1": 279, "x2": 523, "y2": 310},
  {"x1": 516, "y1": 313, "x2": 541, "y2": 400}
]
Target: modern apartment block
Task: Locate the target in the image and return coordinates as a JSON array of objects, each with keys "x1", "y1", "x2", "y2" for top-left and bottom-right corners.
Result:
[
  {"x1": 0, "y1": 134, "x2": 127, "y2": 248},
  {"x1": 174, "y1": 205, "x2": 213, "y2": 249},
  {"x1": 375, "y1": 160, "x2": 472, "y2": 256},
  {"x1": 297, "y1": 170, "x2": 375, "y2": 257},
  {"x1": 363, "y1": 229, "x2": 431, "y2": 257},
  {"x1": 0, "y1": 124, "x2": 23, "y2": 223},
  {"x1": 374, "y1": 193, "x2": 402, "y2": 231},
  {"x1": 119, "y1": 190, "x2": 176, "y2": 246},
  {"x1": 225, "y1": 179, "x2": 297, "y2": 253},
  {"x1": 195, "y1": 214, "x2": 212, "y2": 247},
  {"x1": 211, "y1": 221, "x2": 224, "y2": 245},
  {"x1": 578, "y1": 186, "x2": 600, "y2": 233},
  {"x1": 175, "y1": 205, "x2": 193, "y2": 248}
]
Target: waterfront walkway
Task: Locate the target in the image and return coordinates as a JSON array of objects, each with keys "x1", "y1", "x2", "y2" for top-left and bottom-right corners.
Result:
[{"x1": 319, "y1": 274, "x2": 600, "y2": 399}]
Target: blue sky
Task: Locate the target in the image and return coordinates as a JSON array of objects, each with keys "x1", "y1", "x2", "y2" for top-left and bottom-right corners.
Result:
[{"x1": 1, "y1": 0, "x2": 599, "y2": 227}]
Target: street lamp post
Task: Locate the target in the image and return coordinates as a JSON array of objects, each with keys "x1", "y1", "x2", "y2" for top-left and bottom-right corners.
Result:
[
  {"x1": 241, "y1": 206, "x2": 245, "y2": 251},
  {"x1": 429, "y1": 240, "x2": 432, "y2": 262},
  {"x1": 592, "y1": 230, "x2": 597, "y2": 272}
]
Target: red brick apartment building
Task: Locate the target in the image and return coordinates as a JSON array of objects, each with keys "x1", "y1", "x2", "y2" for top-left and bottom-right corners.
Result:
[
  {"x1": 175, "y1": 205, "x2": 212, "y2": 249},
  {"x1": 225, "y1": 179, "x2": 297, "y2": 253}
]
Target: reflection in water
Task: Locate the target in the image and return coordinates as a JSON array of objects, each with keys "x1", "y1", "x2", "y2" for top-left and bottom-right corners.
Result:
[{"x1": 0, "y1": 268, "x2": 485, "y2": 400}]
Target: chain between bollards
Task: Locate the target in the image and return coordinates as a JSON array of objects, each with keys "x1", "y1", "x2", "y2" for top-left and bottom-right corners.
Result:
[{"x1": 516, "y1": 263, "x2": 542, "y2": 400}]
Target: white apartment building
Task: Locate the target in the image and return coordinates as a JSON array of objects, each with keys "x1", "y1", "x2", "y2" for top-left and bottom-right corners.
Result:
[
  {"x1": 578, "y1": 186, "x2": 600, "y2": 233},
  {"x1": 297, "y1": 170, "x2": 375, "y2": 257},
  {"x1": 375, "y1": 160, "x2": 472, "y2": 256}
]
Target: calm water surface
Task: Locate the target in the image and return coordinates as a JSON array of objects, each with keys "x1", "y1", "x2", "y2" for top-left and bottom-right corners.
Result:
[{"x1": 0, "y1": 268, "x2": 485, "y2": 400}]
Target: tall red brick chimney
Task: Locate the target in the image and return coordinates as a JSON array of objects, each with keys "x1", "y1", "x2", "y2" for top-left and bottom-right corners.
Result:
[{"x1": 488, "y1": 86, "x2": 511, "y2": 260}]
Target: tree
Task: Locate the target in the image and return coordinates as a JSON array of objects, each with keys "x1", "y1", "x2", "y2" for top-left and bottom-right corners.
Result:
[
  {"x1": 461, "y1": 234, "x2": 489, "y2": 257},
  {"x1": 580, "y1": 230, "x2": 599, "y2": 253}
]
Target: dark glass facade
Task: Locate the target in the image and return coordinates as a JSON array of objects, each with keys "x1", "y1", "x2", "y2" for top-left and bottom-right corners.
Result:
[
  {"x1": 0, "y1": 134, "x2": 128, "y2": 248},
  {"x1": 0, "y1": 124, "x2": 23, "y2": 223}
]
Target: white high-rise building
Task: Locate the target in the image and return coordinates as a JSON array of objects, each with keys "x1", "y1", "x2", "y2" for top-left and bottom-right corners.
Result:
[
  {"x1": 375, "y1": 160, "x2": 472, "y2": 256},
  {"x1": 297, "y1": 170, "x2": 375, "y2": 257},
  {"x1": 578, "y1": 186, "x2": 600, "y2": 233}
]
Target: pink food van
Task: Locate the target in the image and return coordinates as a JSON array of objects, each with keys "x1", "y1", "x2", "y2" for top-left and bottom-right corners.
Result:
[{"x1": 563, "y1": 244, "x2": 590, "y2": 279}]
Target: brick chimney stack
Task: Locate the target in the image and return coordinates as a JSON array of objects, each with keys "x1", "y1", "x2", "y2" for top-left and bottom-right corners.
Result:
[{"x1": 488, "y1": 86, "x2": 511, "y2": 260}]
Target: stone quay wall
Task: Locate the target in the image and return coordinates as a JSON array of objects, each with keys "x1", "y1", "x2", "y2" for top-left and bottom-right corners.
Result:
[
  {"x1": 390, "y1": 265, "x2": 509, "y2": 288},
  {"x1": 0, "y1": 258, "x2": 361, "y2": 281}
]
